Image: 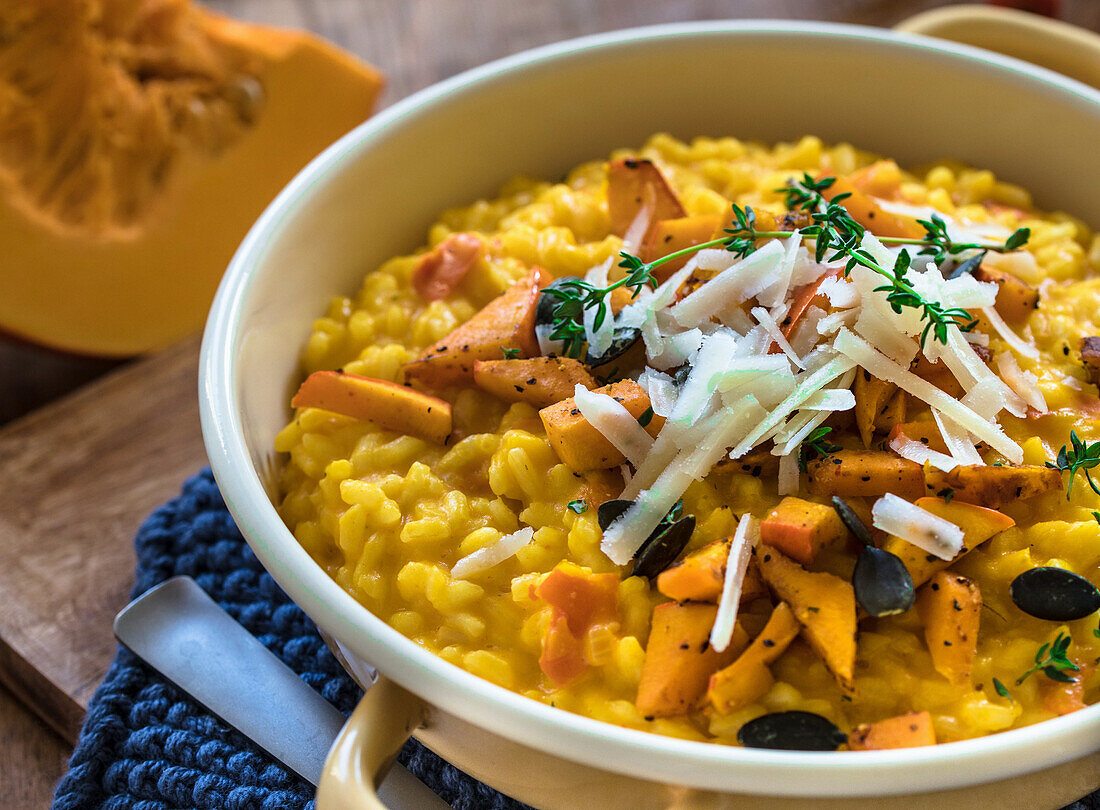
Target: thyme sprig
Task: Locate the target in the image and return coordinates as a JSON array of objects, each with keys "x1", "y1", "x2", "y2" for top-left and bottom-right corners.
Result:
[
  {"x1": 559, "y1": 174, "x2": 1030, "y2": 358},
  {"x1": 798, "y1": 425, "x2": 841, "y2": 472},
  {"x1": 542, "y1": 261, "x2": 654, "y2": 358},
  {"x1": 780, "y1": 175, "x2": 989, "y2": 348},
  {"x1": 1045, "y1": 430, "x2": 1100, "y2": 498},
  {"x1": 1016, "y1": 631, "x2": 1080, "y2": 685}
]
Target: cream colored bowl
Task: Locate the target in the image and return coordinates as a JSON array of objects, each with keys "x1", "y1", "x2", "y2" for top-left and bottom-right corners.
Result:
[{"x1": 200, "y1": 19, "x2": 1100, "y2": 810}]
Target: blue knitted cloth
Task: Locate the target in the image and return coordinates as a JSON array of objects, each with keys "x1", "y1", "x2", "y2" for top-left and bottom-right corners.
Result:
[
  {"x1": 51, "y1": 470, "x2": 530, "y2": 810},
  {"x1": 52, "y1": 470, "x2": 1097, "y2": 810}
]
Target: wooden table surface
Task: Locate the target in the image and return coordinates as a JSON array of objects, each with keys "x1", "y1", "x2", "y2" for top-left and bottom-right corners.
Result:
[{"x1": 3, "y1": 1, "x2": 1099, "y2": 808}]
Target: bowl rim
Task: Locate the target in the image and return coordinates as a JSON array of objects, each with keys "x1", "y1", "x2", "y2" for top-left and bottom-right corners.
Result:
[{"x1": 200, "y1": 19, "x2": 1100, "y2": 797}]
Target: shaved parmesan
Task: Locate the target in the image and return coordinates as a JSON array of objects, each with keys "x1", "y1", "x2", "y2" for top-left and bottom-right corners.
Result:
[
  {"x1": 726, "y1": 355, "x2": 857, "y2": 461},
  {"x1": 872, "y1": 493, "x2": 964, "y2": 561},
  {"x1": 670, "y1": 240, "x2": 785, "y2": 328},
  {"x1": 777, "y1": 451, "x2": 800, "y2": 496},
  {"x1": 834, "y1": 328, "x2": 1023, "y2": 464},
  {"x1": 605, "y1": 398, "x2": 765, "y2": 562},
  {"x1": 816, "y1": 308, "x2": 857, "y2": 336},
  {"x1": 996, "y1": 351, "x2": 1047, "y2": 413},
  {"x1": 637, "y1": 368, "x2": 678, "y2": 417},
  {"x1": 818, "y1": 276, "x2": 860, "y2": 308},
  {"x1": 621, "y1": 202, "x2": 652, "y2": 254},
  {"x1": 754, "y1": 231, "x2": 802, "y2": 308},
  {"x1": 982, "y1": 305, "x2": 1039, "y2": 359},
  {"x1": 752, "y1": 306, "x2": 803, "y2": 368},
  {"x1": 573, "y1": 384, "x2": 654, "y2": 466},
  {"x1": 801, "y1": 388, "x2": 855, "y2": 412},
  {"x1": 789, "y1": 304, "x2": 826, "y2": 357},
  {"x1": 931, "y1": 409, "x2": 984, "y2": 466},
  {"x1": 709, "y1": 515, "x2": 757, "y2": 652},
  {"x1": 582, "y1": 259, "x2": 615, "y2": 358},
  {"x1": 889, "y1": 434, "x2": 958, "y2": 472},
  {"x1": 451, "y1": 527, "x2": 534, "y2": 579}
]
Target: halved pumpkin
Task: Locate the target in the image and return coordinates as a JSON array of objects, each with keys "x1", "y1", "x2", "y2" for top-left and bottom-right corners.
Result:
[{"x1": 0, "y1": 0, "x2": 383, "y2": 356}]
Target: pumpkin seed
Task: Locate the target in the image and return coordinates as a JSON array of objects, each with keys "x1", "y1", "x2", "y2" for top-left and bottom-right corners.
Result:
[
  {"x1": 831, "y1": 496, "x2": 873, "y2": 547},
  {"x1": 1010, "y1": 567, "x2": 1100, "y2": 621},
  {"x1": 596, "y1": 499, "x2": 632, "y2": 531},
  {"x1": 585, "y1": 325, "x2": 641, "y2": 366},
  {"x1": 737, "y1": 711, "x2": 847, "y2": 751},
  {"x1": 633, "y1": 515, "x2": 696, "y2": 579},
  {"x1": 852, "y1": 545, "x2": 915, "y2": 617}
]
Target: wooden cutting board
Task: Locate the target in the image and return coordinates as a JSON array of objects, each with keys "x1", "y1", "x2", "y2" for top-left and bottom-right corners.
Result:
[{"x1": 0, "y1": 335, "x2": 205, "y2": 742}]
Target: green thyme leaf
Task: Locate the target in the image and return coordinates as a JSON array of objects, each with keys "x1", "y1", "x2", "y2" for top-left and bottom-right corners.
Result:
[
  {"x1": 798, "y1": 425, "x2": 841, "y2": 473},
  {"x1": 1016, "y1": 631, "x2": 1080, "y2": 685},
  {"x1": 1046, "y1": 431, "x2": 1100, "y2": 498},
  {"x1": 501, "y1": 346, "x2": 521, "y2": 359},
  {"x1": 993, "y1": 678, "x2": 1012, "y2": 700},
  {"x1": 1005, "y1": 227, "x2": 1031, "y2": 251},
  {"x1": 567, "y1": 499, "x2": 587, "y2": 514}
]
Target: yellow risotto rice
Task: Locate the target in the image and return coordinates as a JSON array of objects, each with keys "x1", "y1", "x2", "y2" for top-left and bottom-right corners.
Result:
[{"x1": 276, "y1": 134, "x2": 1100, "y2": 747}]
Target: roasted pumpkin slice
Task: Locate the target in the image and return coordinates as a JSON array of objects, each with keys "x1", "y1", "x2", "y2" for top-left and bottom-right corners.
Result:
[{"x1": 0, "y1": 0, "x2": 382, "y2": 355}]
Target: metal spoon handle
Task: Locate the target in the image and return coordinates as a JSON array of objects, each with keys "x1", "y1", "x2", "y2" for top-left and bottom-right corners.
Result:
[{"x1": 114, "y1": 575, "x2": 447, "y2": 808}]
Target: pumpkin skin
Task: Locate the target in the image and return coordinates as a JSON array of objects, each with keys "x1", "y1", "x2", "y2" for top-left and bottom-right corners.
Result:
[{"x1": 0, "y1": 0, "x2": 383, "y2": 356}]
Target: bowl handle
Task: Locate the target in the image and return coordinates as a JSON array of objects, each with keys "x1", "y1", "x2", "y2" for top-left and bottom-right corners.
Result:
[
  {"x1": 895, "y1": 4, "x2": 1100, "y2": 89},
  {"x1": 316, "y1": 675, "x2": 443, "y2": 810}
]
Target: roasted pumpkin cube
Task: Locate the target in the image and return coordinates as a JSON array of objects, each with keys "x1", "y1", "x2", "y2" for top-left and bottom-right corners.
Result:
[
  {"x1": 656, "y1": 538, "x2": 729, "y2": 602},
  {"x1": 882, "y1": 497, "x2": 1014, "y2": 588},
  {"x1": 536, "y1": 562, "x2": 619, "y2": 636},
  {"x1": 291, "y1": 370, "x2": 452, "y2": 443},
  {"x1": 854, "y1": 370, "x2": 897, "y2": 447},
  {"x1": 756, "y1": 548, "x2": 857, "y2": 694},
  {"x1": 922, "y1": 464, "x2": 1062, "y2": 508},
  {"x1": 806, "y1": 450, "x2": 924, "y2": 500},
  {"x1": 411, "y1": 232, "x2": 483, "y2": 301},
  {"x1": 636, "y1": 602, "x2": 745, "y2": 717},
  {"x1": 655, "y1": 540, "x2": 768, "y2": 604},
  {"x1": 848, "y1": 711, "x2": 937, "y2": 750},
  {"x1": 403, "y1": 266, "x2": 549, "y2": 387},
  {"x1": 539, "y1": 610, "x2": 586, "y2": 687},
  {"x1": 873, "y1": 388, "x2": 907, "y2": 433},
  {"x1": 606, "y1": 158, "x2": 685, "y2": 239},
  {"x1": 847, "y1": 160, "x2": 905, "y2": 199},
  {"x1": 1080, "y1": 337, "x2": 1100, "y2": 386},
  {"x1": 641, "y1": 215, "x2": 721, "y2": 280},
  {"x1": 577, "y1": 468, "x2": 624, "y2": 511},
  {"x1": 536, "y1": 562, "x2": 620, "y2": 687},
  {"x1": 760, "y1": 496, "x2": 848, "y2": 565},
  {"x1": 1041, "y1": 661, "x2": 1092, "y2": 716},
  {"x1": 473, "y1": 356, "x2": 597, "y2": 409},
  {"x1": 973, "y1": 265, "x2": 1039, "y2": 323},
  {"x1": 917, "y1": 571, "x2": 982, "y2": 686},
  {"x1": 707, "y1": 602, "x2": 801, "y2": 714},
  {"x1": 779, "y1": 267, "x2": 841, "y2": 340},
  {"x1": 822, "y1": 176, "x2": 925, "y2": 239},
  {"x1": 539, "y1": 379, "x2": 664, "y2": 472}
]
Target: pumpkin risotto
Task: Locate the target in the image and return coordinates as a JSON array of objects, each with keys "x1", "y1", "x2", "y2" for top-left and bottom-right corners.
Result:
[{"x1": 275, "y1": 134, "x2": 1100, "y2": 751}]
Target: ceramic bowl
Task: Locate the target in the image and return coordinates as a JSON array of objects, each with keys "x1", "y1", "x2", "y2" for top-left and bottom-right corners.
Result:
[{"x1": 200, "y1": 18, "x2": 1100, "y2": 809}]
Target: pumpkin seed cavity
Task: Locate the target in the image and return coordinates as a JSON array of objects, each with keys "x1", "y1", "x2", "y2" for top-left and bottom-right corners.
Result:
[
  {"x1": 737, "y1": 711, "x2": 847, "y2": 751},
  {"x1": 1010, "y1": 567, "x2": 1100, "y2": 622}
]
